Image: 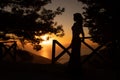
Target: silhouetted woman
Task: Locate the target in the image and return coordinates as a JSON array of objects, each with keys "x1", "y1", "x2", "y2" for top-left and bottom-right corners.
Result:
[{"x1": 68, "y1": 13, "x2": 84, "y2": 74}]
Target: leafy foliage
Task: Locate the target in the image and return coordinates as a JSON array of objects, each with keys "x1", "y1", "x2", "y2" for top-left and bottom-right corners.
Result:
[
  {"x1": 78, "y1": 0, "x2": 117, "y2": 44},
  {"x1": 0, "y1": 0, "x2": 65, "y2": 50},
  {"x1": 78, "y1": 0, "x2": 120, "y2": 61}
]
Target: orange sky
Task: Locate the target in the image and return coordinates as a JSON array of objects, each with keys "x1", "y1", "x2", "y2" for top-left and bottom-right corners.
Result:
[
  {"x1": 44, "y1": 0, "x2": 89, "y2": 44},
  {"x1": 18, "y1": 0, "x2": 95, "y2": 64}
]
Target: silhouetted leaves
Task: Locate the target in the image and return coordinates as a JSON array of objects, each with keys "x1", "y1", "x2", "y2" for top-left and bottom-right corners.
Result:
[
  {"x1": 78, "y1": 0, "x2": 119, "y2": 64},
  {"x1": 0, "y1": 0, "x2": 65, "y2": 51},
  {"x1": 78, "y1": 0, "x2": 115, "y2": 44}
]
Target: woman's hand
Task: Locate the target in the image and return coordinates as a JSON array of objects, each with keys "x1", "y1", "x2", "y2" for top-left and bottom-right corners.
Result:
[{"x1": 81, "y1": 37, "x2": 84, "y2": 42}]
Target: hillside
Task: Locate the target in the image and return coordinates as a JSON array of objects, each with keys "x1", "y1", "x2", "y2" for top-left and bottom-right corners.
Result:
[{"x1": 0, "y1": 49, "x2": 115, "y2": 80}]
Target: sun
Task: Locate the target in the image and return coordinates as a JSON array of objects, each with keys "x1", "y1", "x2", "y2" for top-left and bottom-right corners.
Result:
[{"x1": 40, "y1": 34, "x2": 53, "y2": 45}]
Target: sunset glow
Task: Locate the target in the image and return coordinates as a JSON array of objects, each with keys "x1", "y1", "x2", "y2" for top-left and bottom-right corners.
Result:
[
  {"x1": 19, "y1": 0, "x2": 95, "y2": 64},
  {"x1": 40, "y1": 34, "x2": 53, "y2": 45}
]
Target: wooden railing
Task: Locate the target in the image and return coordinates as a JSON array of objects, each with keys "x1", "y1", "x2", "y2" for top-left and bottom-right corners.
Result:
[
  {"x1": 52, "y1": 37, "x2": 110, "y2": 64},
  {"x1": 0, "y1": 40, "x2": 17, "y2": 62}
]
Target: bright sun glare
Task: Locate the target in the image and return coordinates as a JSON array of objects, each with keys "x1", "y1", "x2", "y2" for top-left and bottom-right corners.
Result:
[{"x1": 40, "y1": 34, "x2": 53, "y2": 45}]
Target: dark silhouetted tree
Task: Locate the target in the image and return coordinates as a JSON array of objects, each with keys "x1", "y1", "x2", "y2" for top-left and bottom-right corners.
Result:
[
  {"x1": 78, "y1": 0, "x2": 116, "y2": 44},
  {"x1": 77, "y1": 0, "x2": 119, "y2": 55},
  {"x1": 78, "y1": 0, "x2": 119, "y2": 76},
  {"x1": 0, "y1": 0, "x2": 65, "y2": 50}
]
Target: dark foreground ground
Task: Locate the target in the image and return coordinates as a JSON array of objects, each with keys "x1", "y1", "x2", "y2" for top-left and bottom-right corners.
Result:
[
  {"x1": 0, "y1": 50, "x2": 118, "y2": 80},
  {"x1": 0, "y1": 61, "x2": 116, "y2": 80},
  {"x1": 0, "y1": 60, "x2": 116, "y2": 80}
]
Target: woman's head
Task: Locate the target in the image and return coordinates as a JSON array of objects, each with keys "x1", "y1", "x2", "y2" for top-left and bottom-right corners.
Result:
[{"x1": 73, "y1": 13, "x2": 83, "y2": 22}]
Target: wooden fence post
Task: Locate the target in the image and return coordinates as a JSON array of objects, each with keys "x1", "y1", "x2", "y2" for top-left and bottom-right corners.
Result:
[
  {"x1": 51, "y1": 37, "x2": 109, "y2": 64},
  {"x1": 52, "y1": 40, "x2": 56, "y2": 64}
]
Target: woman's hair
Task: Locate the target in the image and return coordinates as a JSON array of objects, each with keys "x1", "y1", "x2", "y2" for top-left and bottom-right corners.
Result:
[{"x1": 73, "y1": 13, "x2": 83, "y2": 22}]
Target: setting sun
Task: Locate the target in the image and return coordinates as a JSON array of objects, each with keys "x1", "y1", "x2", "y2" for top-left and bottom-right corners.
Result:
[{"x1": 40, "y1": 34, "x2": 53, "y2": 45}]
